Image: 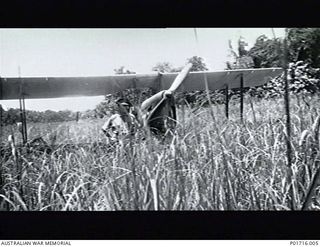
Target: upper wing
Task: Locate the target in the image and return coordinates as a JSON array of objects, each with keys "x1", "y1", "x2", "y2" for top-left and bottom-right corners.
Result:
[{"x1": 0, "y1": 68, "x2": 282, "y2": 100}]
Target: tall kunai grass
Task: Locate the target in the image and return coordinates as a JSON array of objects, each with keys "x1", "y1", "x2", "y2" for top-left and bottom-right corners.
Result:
[{"x1": 1, "y1": 93, "x2": 320, "y2": 210}]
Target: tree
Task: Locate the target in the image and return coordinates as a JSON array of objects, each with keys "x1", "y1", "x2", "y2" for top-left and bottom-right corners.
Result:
[
  {"x1": 247, "y1": 35, "x2": 282, "y2": 68},
  {"x1": 287, "y1": 28, "x2": 320, "y2": 68},
  {"x1": 232, "y1": 30, "x2": 320, "y2": 98},
  {"x1": 152, "y1": 62, "x2": 173, "y2": 73},
  {"x1": 3, "y1": 108, "x2": 20, "y2": 125},
  {"x1": 186, "y1": 56, "x2": 208, "y2": 71},
  {"x1": 114, "y1": 66, "x2": 136, "y2": 75},
  {"x1": 247, "y1": 29, "x2": 320, "y2": 69},
  {"x1": 152, "y1": 62, "x2": 182, "y2": 73}
]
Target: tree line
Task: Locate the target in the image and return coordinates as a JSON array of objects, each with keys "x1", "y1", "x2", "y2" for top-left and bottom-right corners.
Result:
[{"x1": 0, "y1": 108, "x2": 78, "y2": 126}]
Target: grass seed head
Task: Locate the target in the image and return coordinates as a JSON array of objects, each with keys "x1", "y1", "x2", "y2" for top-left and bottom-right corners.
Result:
[
  {"x1": 312, "y1": 115, "x2": 320, "y2": 140},
  {"x1": 299, "y1": 130, "x2": 311, "y2": 147}
]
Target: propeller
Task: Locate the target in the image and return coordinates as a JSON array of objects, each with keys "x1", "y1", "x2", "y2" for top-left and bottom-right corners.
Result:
[
  {"x1": 141, "y1": 63, "x2": 192, "y2": 112},
  {"x1": 141, "y1": 63, "x2": 192, "y2": 133}
]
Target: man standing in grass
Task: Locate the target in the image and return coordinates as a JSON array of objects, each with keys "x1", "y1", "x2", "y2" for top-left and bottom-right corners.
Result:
[
  {"x1": 102, "y1": 93, "x2": 177, "y2": 140},
  {"x1": 101, "y1": 98, "x2": 139, "y2": 141}
]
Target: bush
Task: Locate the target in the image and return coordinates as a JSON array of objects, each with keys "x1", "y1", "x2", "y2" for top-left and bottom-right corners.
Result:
[{"x1": 248, "y1": 61, "x2": 320, "y2": 99}]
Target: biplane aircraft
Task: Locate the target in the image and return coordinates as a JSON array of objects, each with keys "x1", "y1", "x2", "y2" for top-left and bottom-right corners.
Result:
[{"x1": 0, "y1": 64, "x2": 283, "y2": 143}]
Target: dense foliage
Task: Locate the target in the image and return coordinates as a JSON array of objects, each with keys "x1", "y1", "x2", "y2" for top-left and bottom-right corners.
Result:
[
  {"x1": 247, "y1": 35, "x2": 282, "y2": 68},
  {"x1": 287, "y1": 28, "x2": 320, "y2": 68},
  {"x1": 247, "y1": 28, "x2": 320, "y2": 69},
  {"x1": 228, "y1": 29, "x2": 320, "y2": 99},
  {"x1": 247, "y1": 61, "x2": 320, "y2": 99},
  {"x1": 0, "y1": 108, "x2": 78, "y2": 126}
]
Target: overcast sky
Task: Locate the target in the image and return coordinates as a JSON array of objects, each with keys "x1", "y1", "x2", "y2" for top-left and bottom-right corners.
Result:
[{"x1": 0, "y1": 28, "x2": 285, "y2": 111}]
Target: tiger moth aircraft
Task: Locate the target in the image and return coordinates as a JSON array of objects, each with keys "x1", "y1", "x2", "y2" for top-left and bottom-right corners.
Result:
[{"x1": 0, "y1": 64, "x2": 283, "y2": 144}]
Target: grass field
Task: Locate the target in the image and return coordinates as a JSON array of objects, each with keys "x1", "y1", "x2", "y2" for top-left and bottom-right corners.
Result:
[{"x1": 1, "y1": 94, "x2": 320, "y2": 210}]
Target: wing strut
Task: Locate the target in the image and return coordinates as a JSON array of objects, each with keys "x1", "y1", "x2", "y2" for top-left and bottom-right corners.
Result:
[
  {"x1": 240, "y1": 73, "x2": 244, "y2": 122},
  {"x1": 18, "y1": 71, "x2": 28, "y2": 144},
  {"x1": 225, "y1": 84, "x2": 229, "y2": 119}
]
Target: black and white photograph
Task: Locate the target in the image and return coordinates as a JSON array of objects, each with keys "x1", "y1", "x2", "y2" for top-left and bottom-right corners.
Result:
[{"x1": 1, "y1": 28, "x2": 320, "y2": 213}]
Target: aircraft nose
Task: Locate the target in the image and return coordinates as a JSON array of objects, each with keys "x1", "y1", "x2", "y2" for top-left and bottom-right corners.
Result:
[{"x1": 164, "y1": 91, "x2": 173, "y2": 98}]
